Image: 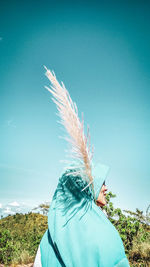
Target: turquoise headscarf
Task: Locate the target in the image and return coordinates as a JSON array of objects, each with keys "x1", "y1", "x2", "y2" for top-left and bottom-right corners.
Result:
[{"x1": 39, "y1": 165, "x2": 130, "y2": 267}]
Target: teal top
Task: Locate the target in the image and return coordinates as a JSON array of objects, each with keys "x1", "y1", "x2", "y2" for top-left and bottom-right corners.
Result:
[{"x1": 39, "y1": 170, "x2": 130, "y2": 267}]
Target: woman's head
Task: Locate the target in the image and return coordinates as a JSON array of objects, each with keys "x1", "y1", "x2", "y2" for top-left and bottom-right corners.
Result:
[
  {"x1": 96, "y1": 182, "x2": 108, "y2": 207},
  {"x1": 92, "y1": 163, "x2": 110, "y2": 203}
]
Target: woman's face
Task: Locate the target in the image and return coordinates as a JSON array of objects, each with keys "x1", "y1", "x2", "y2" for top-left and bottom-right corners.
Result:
[{"x1": 96, "y1": 184, "x2": 108, "y2": 207}]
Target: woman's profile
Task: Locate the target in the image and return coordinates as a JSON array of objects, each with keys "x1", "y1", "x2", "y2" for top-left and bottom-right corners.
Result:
[{"x1": 33, "y1": 67, "x2": 130, "y2": 267}]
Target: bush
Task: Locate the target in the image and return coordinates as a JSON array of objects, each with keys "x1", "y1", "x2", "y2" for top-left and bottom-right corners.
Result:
[
  {"x1": 0, "y1": 229, "x2": 14, "y2": 264},
  {"x1": 0, "y1": 212, "x2": 48, "y2": 264},
  {"x1": 103, "y1": 192, "x2": 150, "y2": 266},
  {"x1": 0, "y1": 194, "x2": 149, "y2": 266}
]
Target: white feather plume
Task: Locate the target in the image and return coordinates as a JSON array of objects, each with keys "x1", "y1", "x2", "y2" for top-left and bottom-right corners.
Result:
[{"x1": 44, "y1": 66, "x2": 94, "y2": 189}]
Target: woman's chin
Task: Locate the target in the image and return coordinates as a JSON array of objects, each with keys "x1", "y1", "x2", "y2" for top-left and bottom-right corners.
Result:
[
  {"x1": 101, "y1": 201, "x2": 106, "y2": 207},
  {"x1": 96, "y1": 199, "x2": 106, "y2": 207}
]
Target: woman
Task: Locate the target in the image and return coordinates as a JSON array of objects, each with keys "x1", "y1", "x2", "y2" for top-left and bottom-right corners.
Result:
[{"x1": 34, "y1": 68, "x2": 130, "y2": 266}]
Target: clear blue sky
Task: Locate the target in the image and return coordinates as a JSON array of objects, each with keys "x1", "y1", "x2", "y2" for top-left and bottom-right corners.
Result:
[{"x1": 0, "y1": 0, "x2": 150, "y2": 215}]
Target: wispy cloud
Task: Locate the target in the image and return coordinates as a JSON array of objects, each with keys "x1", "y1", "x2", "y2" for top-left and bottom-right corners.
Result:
[
  {"x1": 0, "y1": 163, "x2": 50, "y2": 177},
  {"x1": 0, "y1": 202, "x2": 37, "y2": 217},
  {"x1": 16, "y1": 207, "x2": 21, "y2": 212},
  {"x1": 9, "y1": 201, "x2": 20, "y2": 207},
  {"x1": 0, "y1": 200, "x2": 49, "y2": 218},
  {"x1": 3, "y1": 207, "x2": 15, "y2": 215},
  {"x1": 4, "y1": 119, "x2": 16, "y2": 128},
  {"x1": 0, "y1": 37, "x2": 3, "y2": 41}
]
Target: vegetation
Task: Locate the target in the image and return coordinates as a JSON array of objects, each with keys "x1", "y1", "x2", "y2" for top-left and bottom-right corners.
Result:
[
  {"x1": 103, "y1": 192, "x2": 150, "y2": 266},
  {"x1": 32, "y1": 202, "x2": 50, "y2": 215},
  {"x1": 0, "y1": 193, "x2": 149, "y2": 266},
  {"x1": 0, "y1": 213, "x2": 47, "y2": 265}
]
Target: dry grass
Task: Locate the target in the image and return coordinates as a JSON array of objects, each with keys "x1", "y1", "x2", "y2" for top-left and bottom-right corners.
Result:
[
  {"x1": 130, "y1": 241, "x2": 150, "y2": 261},
  {"x1": 0, "y1": 264, "x2": 33, "y2": 267},
  {"x1": 129, "y1": 226, "x2": 150, "y2": 266},
  {"x1": 11, "y1": 250, "x2": 34, "y2": 266}
]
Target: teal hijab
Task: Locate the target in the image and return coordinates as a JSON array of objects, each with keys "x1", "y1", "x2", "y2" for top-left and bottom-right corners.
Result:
[{"x1": 40, "y1": 166, "x2": 130, "y2": 267}]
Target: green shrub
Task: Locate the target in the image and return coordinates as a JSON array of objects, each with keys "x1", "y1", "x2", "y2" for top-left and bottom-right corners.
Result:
[
  {"x1": 0, "y1": 212, "x2": 47, "y2": 264},
  {"x1": 0, "y1": 195, "x2": 149, "y2": 266}
]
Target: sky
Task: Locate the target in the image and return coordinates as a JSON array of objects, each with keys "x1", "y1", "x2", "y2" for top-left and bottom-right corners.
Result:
[{"x1": 0, "y1": 0, "x2": 150, "y2": 217}]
